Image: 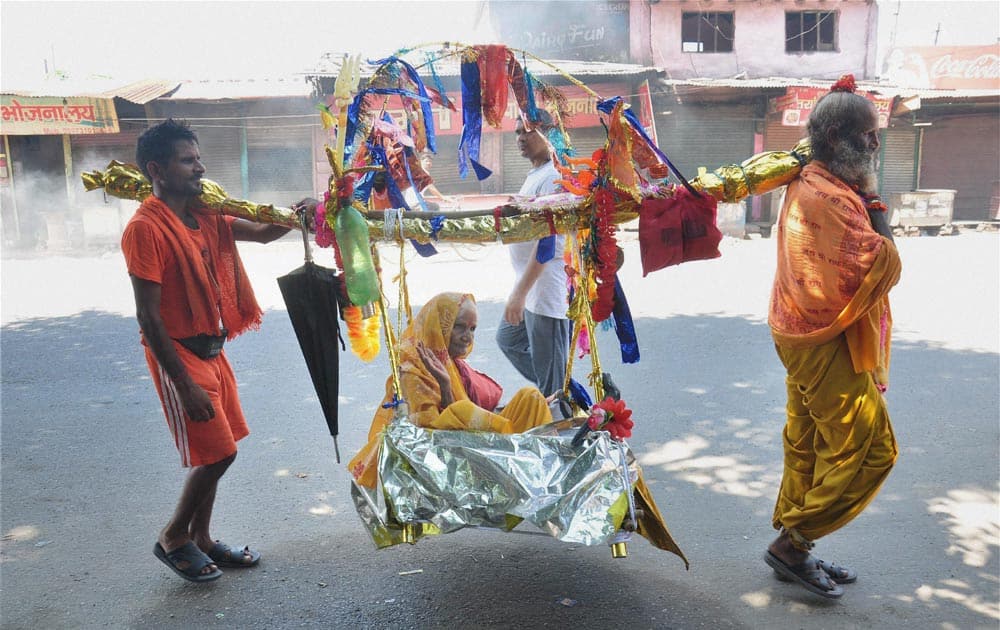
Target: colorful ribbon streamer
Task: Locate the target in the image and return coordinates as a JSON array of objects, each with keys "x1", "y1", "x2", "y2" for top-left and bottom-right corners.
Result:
[{"x1": 457, "y1": 59, "x2": 493, "y2": 181}]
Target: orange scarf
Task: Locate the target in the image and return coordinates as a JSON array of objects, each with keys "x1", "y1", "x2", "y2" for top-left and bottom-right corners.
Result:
[
  {"x1": 133, "y1": 196, "x2": 261, "y2": 340},
  {"x1": 769, "y1": 163, "x2": 901, "y2": 383}
]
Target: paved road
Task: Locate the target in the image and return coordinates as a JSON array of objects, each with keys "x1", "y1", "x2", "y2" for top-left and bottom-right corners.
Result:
[{"x1": 2, "y1": 232, "x2": 998, "y2": 629}]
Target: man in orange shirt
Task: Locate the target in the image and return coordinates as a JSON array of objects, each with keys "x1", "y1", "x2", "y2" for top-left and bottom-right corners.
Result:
[
  {"x1": 764, "y1": 77, "x2": 901, "y2": 599},
  {"x1": 122, "y1": 119, "x2": 294, "y2": 582}
]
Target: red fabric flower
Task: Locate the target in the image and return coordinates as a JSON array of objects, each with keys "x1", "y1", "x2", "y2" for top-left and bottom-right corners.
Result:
[
  {"x1": 588, "y1": 396, "x2": 634, "y2": 441},
  {"x1": 335, "y1": 175, "x2": 355, "y2": 200},
  {"x1": 831, "y1": 74, "x2": 857, "y2": 94}
]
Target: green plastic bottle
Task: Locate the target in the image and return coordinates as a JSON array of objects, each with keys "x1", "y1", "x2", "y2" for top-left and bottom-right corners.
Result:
[{"x1": 334, "y1": 205, "x2": 380, "y2": 306}]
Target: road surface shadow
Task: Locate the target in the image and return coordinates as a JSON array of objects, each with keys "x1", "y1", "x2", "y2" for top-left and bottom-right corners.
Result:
[{"x1": 1, "y1": 306, "x2": 996, "y2": 629}]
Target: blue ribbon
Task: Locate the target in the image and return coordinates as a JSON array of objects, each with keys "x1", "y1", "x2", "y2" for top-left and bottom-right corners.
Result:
[
  {"x1": 343, "y1": 86, "x2": 429, "y2": 162},
  {"x1": 370, "y1": 56, "x2": 437, "y2": 153},
  {"x1": 611, "y1": 274, "x2": 639, "y2": 363},
  {"x1": 381, "y1": 394, "x2": 405, "y2": 409},
  {"x1": 524, "y1": 63, "x2": 539, "y2": 122},
  {"x1": 535, "y1": 235, "x2": 555, "y2": 264},
  {"x1": 457, "y1": 59, "x2": 492, "y2": 181},
  {"x1": 353, "y1": 169, "x2": 374, "y2": 204},
  {"x1": 568, "y1": 378, "x2": 593, "y2": 410},
  {"x1": 547, "y1": 128, "x2": 575, "y2": 165},
  {"x1": 429, "y1": 215, "x2": 445, "y2": 240},
  {"x1": 364, "y1": 133, "x2": 437, "y2": 258},
  {"x1": 596, "y1": 96, "x2": 700, "y2": 196},
  {"x1": 399, "y1": 146, "x2": 439, "y2": 257},
  {"x1": 426, "y1": 53, "x2": 453, "y2": 111},
  {"x1": 345, "y1": 91, "x2": 366, "y2": 160}
]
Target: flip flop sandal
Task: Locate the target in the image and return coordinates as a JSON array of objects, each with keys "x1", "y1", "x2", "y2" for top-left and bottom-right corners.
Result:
[
  {"x1": 208, "y1": 541, "x2": 261, "y2": 568},
  {"x1": 764, "y1": 551, "x2": 843, "y2": 599},
  {"x1": 154, "y1": 541, "x2": 222, "y2": 583},
  {"x1": 775, "y1": 557, "x2": 857, "y2": 584}
]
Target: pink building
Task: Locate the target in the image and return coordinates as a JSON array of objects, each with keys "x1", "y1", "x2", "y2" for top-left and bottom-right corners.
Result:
[{"x1": 630, "y1": 0, "x2": 878, "y2": 80}]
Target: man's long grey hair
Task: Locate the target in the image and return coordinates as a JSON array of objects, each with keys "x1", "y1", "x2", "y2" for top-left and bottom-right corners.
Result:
[{"x1": 807, "y1": 92, "x2": 879, "y2": 191}]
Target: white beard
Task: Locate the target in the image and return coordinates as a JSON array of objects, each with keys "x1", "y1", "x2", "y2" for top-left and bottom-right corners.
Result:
[{"x1": 828, "y1": 141, "x2": 878, "y2": 193}]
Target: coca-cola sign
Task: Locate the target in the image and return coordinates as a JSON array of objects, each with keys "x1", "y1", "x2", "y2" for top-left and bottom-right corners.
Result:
[
  {"x1": 930, "y1": 53, "x2": 998, "y2": 82},
  {"x1": 883, "y1": 45, "x2": 1000, "y2": 90}
]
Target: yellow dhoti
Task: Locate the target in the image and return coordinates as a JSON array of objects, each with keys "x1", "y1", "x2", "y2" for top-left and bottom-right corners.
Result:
[{"x1": 772, "y1": 335, "x2": 898, "y2": 541}]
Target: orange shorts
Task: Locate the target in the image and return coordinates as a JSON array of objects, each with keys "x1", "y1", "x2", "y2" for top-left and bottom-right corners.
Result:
[{"x1": 145, "y1": 343, "x2": 249, "y2": 467}]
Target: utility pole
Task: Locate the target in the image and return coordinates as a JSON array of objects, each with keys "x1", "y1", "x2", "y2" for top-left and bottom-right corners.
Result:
[
  {"x1": 889, "y1": 0, "x2": 901, "y2": 51},
  {"x1": 934, "y1": 23, "x2": 941, "y2": 45}
]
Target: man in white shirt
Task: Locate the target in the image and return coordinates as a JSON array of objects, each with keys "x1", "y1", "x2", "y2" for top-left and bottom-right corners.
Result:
[{"x1": 496, "y1": 111, "x2": 570, "y2": 414}]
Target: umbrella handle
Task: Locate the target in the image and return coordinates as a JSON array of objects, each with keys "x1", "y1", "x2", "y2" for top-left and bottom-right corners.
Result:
[{"x1": 296, "y1": 206, "x2": 313, "y2": 263}]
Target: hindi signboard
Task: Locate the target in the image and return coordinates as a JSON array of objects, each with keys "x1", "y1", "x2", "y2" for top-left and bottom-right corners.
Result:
[
  {"x1": 768, "y1": 87, "x2": 893, "y2": 128},
  {"x1": 1, "y1": 96, "x2": 119, "y2": 135}
]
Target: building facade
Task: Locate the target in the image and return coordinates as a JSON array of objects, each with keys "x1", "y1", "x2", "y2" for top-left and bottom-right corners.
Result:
[{"x1": 630, "y1": 0, "x2": 878, "y2": 80}]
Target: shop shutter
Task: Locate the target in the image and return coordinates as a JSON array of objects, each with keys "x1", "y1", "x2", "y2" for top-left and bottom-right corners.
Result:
[
  {"x1": 424, "y1": 134, "x2": 486, "y2": 196},
  {"x1": 246, "y1": 123, "x2": 314, "y2": 201},
  {"x1": 195, "y1": 126, "x2": 243, "y2": 196},
  {"x1": 879, "y1": 123, "x2": 917, "y2": 195},
  {"x1": 763, "y1": 121, "x2": 806, "y2": 152},
  {"x1": 920, "y1": 115, "x2": 997, "y2": 221},
  {"x1": 656, "y1": 103, "x2": 756, "y2": 184}
]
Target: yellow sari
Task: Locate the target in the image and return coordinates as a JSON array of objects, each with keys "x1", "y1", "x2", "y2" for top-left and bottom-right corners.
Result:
[{"x1": 349, "y1": 293, "x2": 552, "y2": 488}]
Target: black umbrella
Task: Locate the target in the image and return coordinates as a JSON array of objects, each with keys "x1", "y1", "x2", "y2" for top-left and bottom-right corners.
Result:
[{"x1": 277, "y1": 222, "x2": 345, "y2": 461}]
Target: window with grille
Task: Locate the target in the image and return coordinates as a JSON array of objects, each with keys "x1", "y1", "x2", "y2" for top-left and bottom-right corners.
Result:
[
  {"x1": 786, "y1": 11, "x2": 838, "y2": 53},
  {"x1": 681, "y1": 12, "x2": 734, "y2": 53}
]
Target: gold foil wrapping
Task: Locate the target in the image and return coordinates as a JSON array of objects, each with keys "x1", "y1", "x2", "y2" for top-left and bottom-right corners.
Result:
[
  {"x1": 690, "y1": 138, "x2": 812, "y2": 203},
  {"x1": 83, "y1": 139, "x2": 810, "y2": 244},
  {"x1": 81, "y1": 160, "x2": 152, "y2": 200},
  {"x1": 81, "y1": 161, "x2": 301, "y2": 229}
]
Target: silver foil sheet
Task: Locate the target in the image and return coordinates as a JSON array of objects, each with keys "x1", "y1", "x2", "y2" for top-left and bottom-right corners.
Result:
[{"x1": 351, "y1": 419, "x2": 638, "y2": 549}]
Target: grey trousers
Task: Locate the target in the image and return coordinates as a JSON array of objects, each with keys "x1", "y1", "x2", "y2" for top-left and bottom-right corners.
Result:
[{"x1": 496, "y1": 309, "x2": 571, "y2": 399}]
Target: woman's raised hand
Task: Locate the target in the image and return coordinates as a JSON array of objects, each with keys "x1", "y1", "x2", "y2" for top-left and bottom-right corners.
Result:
[{"x1": 417, "y1": 342, "x2": 450, "y2": 387}]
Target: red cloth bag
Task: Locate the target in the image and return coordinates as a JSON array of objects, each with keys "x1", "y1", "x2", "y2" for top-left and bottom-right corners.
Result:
[{"x1": 638, "y1": 188, "x2": 722, "y2": 277}]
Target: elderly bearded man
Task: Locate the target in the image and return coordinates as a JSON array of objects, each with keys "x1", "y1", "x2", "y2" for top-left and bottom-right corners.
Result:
[{"x1": 763, "y1": 76, "x2": 901, "y2": 599}]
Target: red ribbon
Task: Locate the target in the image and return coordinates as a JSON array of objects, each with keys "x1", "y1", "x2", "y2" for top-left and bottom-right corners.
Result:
[{"x1": 544, "y1": 211, "x2": 556, "y2": 236}]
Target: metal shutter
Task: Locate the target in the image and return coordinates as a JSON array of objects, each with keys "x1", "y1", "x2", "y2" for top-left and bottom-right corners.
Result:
[
  {"x1": 763, "y1": 120, "x2": 806, "y2": 152},
  {"x1": 920, "y1": 115, "x2": 998, "y2": 221},
  {"x1": 195, "y1": 125, "x2": 243, "y2": 196},
  {"x1": 424, "y1": 134, "x2": 488, "y2": 196},
  {"x1": 879, "y1": 123, "x2": 917, "y2": 196},
  {"x1": 246, "y1": 123, "x2": 314, "y2": 202},
  {"x1": 657, "y1": 103, "x2": 756, "y2": 183}
]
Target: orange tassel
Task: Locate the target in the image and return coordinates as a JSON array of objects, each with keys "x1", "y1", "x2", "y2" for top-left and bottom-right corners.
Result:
[{"x1": 344, "y1": 304, "x2": 381, "y2": 362}]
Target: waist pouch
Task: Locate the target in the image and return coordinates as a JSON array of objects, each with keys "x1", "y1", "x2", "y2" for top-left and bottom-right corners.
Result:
[{"x1": 176, "y1": 331, "x2": 227, "y2": 360}]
